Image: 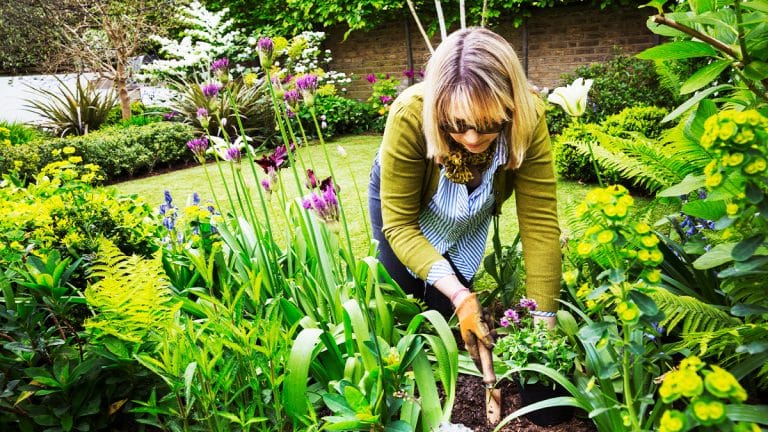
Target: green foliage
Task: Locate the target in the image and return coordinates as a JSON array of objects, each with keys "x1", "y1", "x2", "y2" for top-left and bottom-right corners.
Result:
[
  {"x1": 650, "y1": 289, "x2": 739, "y2": 334},
  {"x1": 0, "y1": 0, "x2": 59, "y2": 73},
  {"x1": 553, "y1": 121, "x2": 622, "y2": 185},
  {"x1": 0, "y1": 122, "x2": 196, "y2": 182},
  {"x1": 295, "y1": 95, "x2": 374, "y2": 138},
  {"x1": 547, "y1": 52, "x2": 680, "y2": 135},
  {"x1": 23, "y1": 76, "x2": 118, "y2": 137},
  {"x1": 0, "y1": 121, "x2": 48, "y2": 146}
]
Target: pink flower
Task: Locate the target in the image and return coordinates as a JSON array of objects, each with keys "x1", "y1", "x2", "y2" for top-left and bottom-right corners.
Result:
[{"x1": 366, "y1": 73, "x2": 377, "y2": 84}]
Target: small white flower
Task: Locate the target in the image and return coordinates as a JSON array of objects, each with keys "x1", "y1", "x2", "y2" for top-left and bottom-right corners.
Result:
[
  {"x1": 336, "y1": 145, "x2": 347, "y2": 157},
  {"x1": 547, "y1": 77, "x2": 594, "y2": 117}
]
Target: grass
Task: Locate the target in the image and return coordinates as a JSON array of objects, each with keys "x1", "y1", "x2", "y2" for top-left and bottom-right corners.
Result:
[{"x1": 112, "y1": 133, "x2": 673, "y2": 283}]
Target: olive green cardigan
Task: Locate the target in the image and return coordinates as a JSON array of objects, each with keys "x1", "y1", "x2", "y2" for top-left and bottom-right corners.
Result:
[{"x1": 378, "y1": 83, "x2": 562, "y2": 312}]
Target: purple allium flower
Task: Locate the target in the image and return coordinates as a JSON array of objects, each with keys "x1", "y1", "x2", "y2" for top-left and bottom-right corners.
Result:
[
  {"x1": 255, "y1": 143, "x2": 292, "y2": 173},
  {"x1": 500, "y1": 317, "x2": 510, "y2": 328},
  {"x1": 403, "y1": 69, "x2": 414, "y2": 79},
  {"x1": 258, "y1": 37, "x2": 274, "y2": 68},
  {"x1": 261, "y1": 178, "x2": 272, "y2": 192},
  {"x1": 201, "y1": 82, "x2": 222, "y2": 98},
  {"x1": 196, "y1": 107, "x2": 208, "y2": 118},
  {"x1": 282, "y1": 74, "x2": 293, "y2": 84},
  {"x1": 379, "y1": 95, "x2": 393, "y2": 105},
  {"x1": 296, "y1": 74, "x2": 318, "y2": 92},
  {"x1": 210, "y1": 58, "x2": 230, "y2": 72},
  {"x1": 286, "y1": 108, "x2": 295, "y2": 118},
  {"x1": 223, "y1": 146, "x2": 242, "y2": 163},
  {"x1": 322, "y1": 184, "x2": 337, "y2": 207},
  {"x1": 302, "y1": 198, "x2": 312, "y2": 209},
  {"x1": 187, "y1": 137, "x2": 209, "y2": 163},
  {"x1": 519, "y1": 298, "x2": 538, "y2": 311},
  {"x1": 366, "y1": 73, "x2": 377, "y2": 84},
  {"x1": 284, "y1": 89, "x2": 300, "y2": 110},
  {"x1": 310, "y1": 192, "x2": 326, "y2": 213}
]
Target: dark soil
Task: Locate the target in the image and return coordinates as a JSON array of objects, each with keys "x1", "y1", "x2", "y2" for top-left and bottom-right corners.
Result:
[{"x1": 450, "y1": 374, "x2": 596, "y2": 432}]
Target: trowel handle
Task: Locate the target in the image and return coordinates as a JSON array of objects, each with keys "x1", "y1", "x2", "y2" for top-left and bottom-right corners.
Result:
[{"x1": 478, "y1": 342, "x2": 496, "y2": 386}]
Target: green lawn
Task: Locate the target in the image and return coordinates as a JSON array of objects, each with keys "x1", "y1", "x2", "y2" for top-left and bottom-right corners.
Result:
[{"x1": 112, "y1": 134, "x2": 666, "y2": 268}]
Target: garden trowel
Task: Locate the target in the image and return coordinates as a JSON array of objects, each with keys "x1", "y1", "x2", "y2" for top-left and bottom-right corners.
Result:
[{"x1": 478, "y1": 342, "x2": 501, "y2": 424}]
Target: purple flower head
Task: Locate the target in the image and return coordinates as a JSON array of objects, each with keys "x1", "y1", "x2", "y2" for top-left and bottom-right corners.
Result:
[
  {"x1": 196, "y1": 107, "x2": 208, "y2": 119},
  {"x1": 503, "y1": 309, "x2": 520, "y2": 324},
  {"x1": 403, "y1": 69, "x2": 415, "y2": 79},
  {"x1": 310, "y1": 192, "x2": 327, "y2": 213},
  {"x1": 191, "y1": 192, "x2": 200, "y2": 206},
  {"x1": 366, "y1": 73, "x2": 377, "y2": 84},
  {"x1": 210, "y1": 58, "x2": 230, "y2": 72},
  {"x1": 282, "y1": 74, "x2": 294, "y2": 84},
  {"x1": 519, "y1": 298, "x2": 538, "y2": 311},
  {"x1": 201, "y1": 82, "x2": 222, "y2": 98},
  {"x1": 163, "y1": 216, "x2": 175, "y2": 232},
  {"x1": 163, "y1": 111, "x2": 177, "y2": 121},
  {"x1": 223, "y1": 146, "x2": 242, "y2": 163},
  {"x1": 284, "y1": 89, "x2": 300, "y2": 110},
  {"x1": 295, "y1": 74, "x2": 318, "y2": 93},
  {"x1": 500, "y1": 317, "x2": 510, "y2": 328},
  {"x1": 302, "y1": 198, "x2": 312, "y2": 209},
  {"x1": 164, "y1": 190, "x2": 173, "y2": 206},
  {"x1": 186, "y1": 137, "x2": 209, "y2": 162},
  {"x1": 261, "y1": 178, "x2": 272, "y2": 192},
  {"x1": 322, "y1": 185, "x2": 338, "y2": 207},
  {"x1": 258, "y1": 37, "x2": 274, "y2": 68},
  {"x1": 306, "y1": 169, "x2": 318, "y2": 189},
  {"x1": 286, "y1": 108, "x2": 295, "y2": 118},
  {"x1": 255, "y1": 143, "x2": 293, "y2": 174},
  {"x1": 379, "y1": 95, "x2": 393, "y2": 105}
]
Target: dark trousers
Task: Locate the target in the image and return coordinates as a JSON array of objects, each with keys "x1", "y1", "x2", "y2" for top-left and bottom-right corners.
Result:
[{"x1": 368, "y1": 157, "x2": 471, "y2": 318}]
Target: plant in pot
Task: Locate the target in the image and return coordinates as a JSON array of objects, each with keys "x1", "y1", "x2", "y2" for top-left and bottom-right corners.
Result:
[{"x1": 494, "y1": 298, "x2": 577, "y2": 426}]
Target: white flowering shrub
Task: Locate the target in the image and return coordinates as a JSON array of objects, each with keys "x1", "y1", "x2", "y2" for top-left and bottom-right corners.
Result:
[{"x1": 138, "y1": 1, "x2": 253, "y2": 82}]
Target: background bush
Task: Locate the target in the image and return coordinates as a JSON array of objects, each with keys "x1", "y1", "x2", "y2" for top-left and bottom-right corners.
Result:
[
  {"x1": 553, "y1": 105, "x2": 670, "y2": 189},
  {"x1": 546, "y1": 51, "x2": 680, "y2": 136},
  {"x1": 0, "y1": 122, "x2": 195, "y2": 182},
  {"x1": 295, "y1": 94, "x2": 375, "y2": 139},
  {"x1": 0, "y1": 120, "x2": 50, "y2": 145}
]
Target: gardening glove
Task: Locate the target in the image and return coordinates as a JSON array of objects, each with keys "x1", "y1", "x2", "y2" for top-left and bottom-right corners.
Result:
[{"x1": 455, "y1": 293, "x2": 494, "y2": 370}]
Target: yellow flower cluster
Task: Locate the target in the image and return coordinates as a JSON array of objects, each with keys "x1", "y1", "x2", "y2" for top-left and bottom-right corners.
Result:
[
  {"x1": 0, "y1": 127, "x2": 10, "y2": 146},
  {"x1": 657, "y1": 356, "x2": 757, "y2": 432},
  {"x1": 700, "y1": 110, "x2": 768, "y2": 217}
]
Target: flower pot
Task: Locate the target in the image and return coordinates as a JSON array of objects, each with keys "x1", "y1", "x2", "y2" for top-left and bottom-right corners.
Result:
[{"x1": 518, "y1": 381, "x2": 573, "y2": 426}]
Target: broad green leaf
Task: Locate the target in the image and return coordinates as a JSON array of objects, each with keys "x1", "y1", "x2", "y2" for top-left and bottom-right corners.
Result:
[
  {"x1": 725, "y1": 405, "x2": 768, "y2": 425},
  {"x1": 682, "y1": 199, "x2": 726, "y2": 220},
  {"x1": 694, "y1": 243, "x2": 736, "y2": 269},
  {"x1": 384, "y1": 421, "x2": 413, "y2": 432},
  {"x1": 690, "y1": 0, "x2": 714, "y2": 14},
  {"x1": 663, "y1": 84, "x2": 731, "y2": 122},
  {"x1": 744, "y1": 60, "x2": 768, "y2": 81},
  {"x1": 731, "y1": 303, "x2": 768, "y2": 317},
  {"x1": 683, "y1": 98, "x2": 718, "y2": 142},
  {"x1": 732, "y1": 234, "x2": 765, "y2": 261},
  {"x1": 284, "y1": 328, "x2": 323, "y2": 422},
  {"x1": 323, "y1": 393, "x2": 355, "y2": 415},
  {"x1": 680, "y1": 60, "x2": 731, "y2": 94},
  {"x1": 657, "y1": 174, "x2": 707, "y2": 197},
  {"x1": 718, "y1": 256, "x2": 768, "y2": 277},
  {"x1": 343, "y1": 385, "x2": 370, "y2": 414},
  {"x1": 743, "y1": 0, "x2": 768, "y2": 13},
  {"x1": 322, "y1": 416, "x2": 366, "y2": 430},
  {"x1": 636, "y1": 41, "x2": 717, "y2": 61},
  {"x1": 629, "y1": 291, "x2": 659, "y2": 316},
  {"x1": 645, "y1": 13, "x2": 690, "y2": 37}
]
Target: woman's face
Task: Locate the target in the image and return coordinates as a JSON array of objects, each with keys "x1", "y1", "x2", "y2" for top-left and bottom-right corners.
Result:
[{"x1": 448, "y1": 129, "x2": 499, "y2": 154}]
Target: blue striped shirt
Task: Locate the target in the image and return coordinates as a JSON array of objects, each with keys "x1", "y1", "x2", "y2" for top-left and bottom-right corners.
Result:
[{"x1": 423, "y1": 137, "x2": 508, "y2": 285}]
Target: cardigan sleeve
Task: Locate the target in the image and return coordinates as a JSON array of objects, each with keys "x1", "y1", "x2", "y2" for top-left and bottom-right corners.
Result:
[
  {"x1": 512, "y1": 107, "x2": 562, "y2": 312},
  {"x1": 378, "y1": 87, "x2": 446, "y2": 281}
]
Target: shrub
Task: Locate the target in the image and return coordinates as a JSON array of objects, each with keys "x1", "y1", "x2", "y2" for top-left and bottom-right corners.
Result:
[
  {"x1": 0, "y1": 122, "x2": 196, "y2": 182},
  {"x1": 295, "y1": 94, "x2": 374, "y2": 139},
  {"x1": 23, "y1": 76, "x2": 118, "y2": 136},
  {"x1": 546, "y1": 50, "x2": 679, "y2": 136},
  {"x1": 553, "y1": 105, "x2": 670, "y2": 188}
]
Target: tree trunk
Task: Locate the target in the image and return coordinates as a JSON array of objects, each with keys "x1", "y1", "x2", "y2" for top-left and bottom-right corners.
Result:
[{"x1": 115, "y1": 62, "x2": 132, "y2": 121}]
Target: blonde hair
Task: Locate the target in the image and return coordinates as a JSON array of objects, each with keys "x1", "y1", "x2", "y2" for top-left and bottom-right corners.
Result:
[{"x1": 423, "y1": 27, "x2": 537, "y2": 169}]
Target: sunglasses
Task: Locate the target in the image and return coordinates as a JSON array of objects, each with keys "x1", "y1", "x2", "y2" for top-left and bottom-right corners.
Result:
[{"x1": 439, "y1": 119, "x2": 509, "y2": 135}]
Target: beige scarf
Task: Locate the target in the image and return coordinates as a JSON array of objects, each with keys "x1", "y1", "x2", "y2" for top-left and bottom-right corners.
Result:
[{"x1": 442, "y1": 144, "x2": 496, "y2": 184}]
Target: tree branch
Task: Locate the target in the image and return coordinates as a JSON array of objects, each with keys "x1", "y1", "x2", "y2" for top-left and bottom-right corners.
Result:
[{"x1": 651, "y1": 14, "x2": 740, "y2": 60}]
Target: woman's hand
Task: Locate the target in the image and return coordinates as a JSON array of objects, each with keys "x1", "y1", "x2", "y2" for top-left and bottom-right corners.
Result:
[{"x1": 455, "y1": 293, "x2": 494, "y2": 369}]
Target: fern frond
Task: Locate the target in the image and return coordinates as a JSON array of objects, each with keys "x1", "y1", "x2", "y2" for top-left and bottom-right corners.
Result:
[
  {"x1": 85, "y1": 240, "x2": 179, "y2": 347},
  {"x1": 653, "y1": 60, "x2": 684, "y2": 100},
  {"x1": 650, "y1": 288, "x2": 739, "y2": 334},
  {"x1": 722, "y1": 277, "x2": 768, "y2": 308}
]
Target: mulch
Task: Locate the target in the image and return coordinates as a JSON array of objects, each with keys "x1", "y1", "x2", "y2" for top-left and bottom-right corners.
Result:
[{"x1": 450, "y1": 374, "x2": 596, "y2": 432}]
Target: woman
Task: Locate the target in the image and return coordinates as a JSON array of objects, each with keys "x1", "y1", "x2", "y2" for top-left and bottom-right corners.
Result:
[{"x1": 368, "y1": 27, "x2": 561, "y2": 365}]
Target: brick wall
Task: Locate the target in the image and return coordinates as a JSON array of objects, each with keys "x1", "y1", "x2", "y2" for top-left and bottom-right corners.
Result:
[{"x1": 325, "y1": 4, "x2": 658, "y2": 101}]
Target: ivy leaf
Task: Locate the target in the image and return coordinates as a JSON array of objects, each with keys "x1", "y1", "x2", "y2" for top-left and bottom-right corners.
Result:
[
  {"x1": 637, "y1": 41, "x2": 718, "y2": 61},
  {"x1": 731, "y1": 234, "x2": 765, "y2": 262},
  {"x1": 680, "y1": 60, "x2": 731, "y2": 94}
]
